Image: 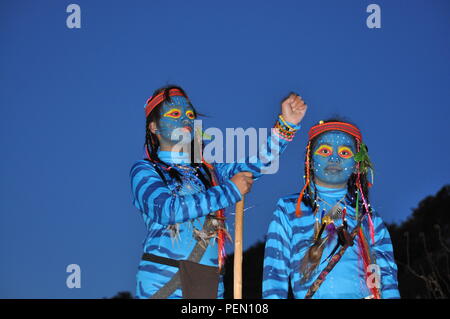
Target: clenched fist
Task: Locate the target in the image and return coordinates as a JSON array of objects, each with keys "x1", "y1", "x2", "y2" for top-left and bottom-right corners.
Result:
[
  {"x1": 281, "y1": 93, "x2": 308, "y2": 126},
  {"x1": 230, "y1": 172, "x2": 254, "y2": 196}
]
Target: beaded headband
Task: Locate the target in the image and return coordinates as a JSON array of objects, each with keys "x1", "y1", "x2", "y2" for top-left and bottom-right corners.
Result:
[{"x1": 144, "y1": 88, "x2": 188, "y2": 118}]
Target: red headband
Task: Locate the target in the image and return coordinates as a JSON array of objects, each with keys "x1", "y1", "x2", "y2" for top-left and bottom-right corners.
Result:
[
  {"x1": 308, "y1": 121, "x2": 362, "y2": 142},
  {"x1": 144, "y1": 88, "x2": 187, "y2": 118}
]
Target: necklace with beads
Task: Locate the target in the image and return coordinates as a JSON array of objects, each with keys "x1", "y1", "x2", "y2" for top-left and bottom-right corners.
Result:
[
  {"x1": 314, "y1": 194, "x2": 354, "y2": 222},
  {"x1": 312, "y1": 194, "x2": 352, "y2": 243},
  {"x1": 165, "y1": 164, "x2": 205, "y2": 241},
  {"x1": 171, "y1": 164, "x2": 206, "y2": 195}
]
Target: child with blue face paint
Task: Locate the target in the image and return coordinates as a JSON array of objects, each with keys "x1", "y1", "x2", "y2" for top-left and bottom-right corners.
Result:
[
  {"x1": 312, "y1": 131, "x2": 357, "y2": 188},
  {"x1": 130, "y1": 85, "x2": 308, "y2": 298},
  {"x1": 263, "y1": 119, "x2": 400, "y2": 299}
]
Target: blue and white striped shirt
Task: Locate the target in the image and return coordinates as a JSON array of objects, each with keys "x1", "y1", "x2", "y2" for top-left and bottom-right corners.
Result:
[{"x1": 263, "y1": 185, "x2": 400, "y2": 299}]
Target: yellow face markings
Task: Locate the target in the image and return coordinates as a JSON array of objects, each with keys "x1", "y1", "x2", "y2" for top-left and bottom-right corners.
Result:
[
  {"x1": 314, "y1": 145, "x2": 354, "y2": 159},
  {"x1": 314, "y1": 144, "x2": 333, "y2": 157},
  {"x1": 186, "y1": 110, "x2": 195, "y2": 120},
  {"x1": 338, "y1": 146, "x2": 354, "y2": 159},
  {"x1": 163, "y1": 108, "x2": 181, "y2": 119}
]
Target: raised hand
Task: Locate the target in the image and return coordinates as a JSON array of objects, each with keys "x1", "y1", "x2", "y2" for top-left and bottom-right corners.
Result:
[{"x1": 281, "y1": 93, "x2": 308, "y2": 126}]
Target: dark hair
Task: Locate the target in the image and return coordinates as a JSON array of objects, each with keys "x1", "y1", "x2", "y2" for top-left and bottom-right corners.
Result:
[
  {"x1": 143, "y1": 85, "x2": 214, "y2": 188},
  {"x1": 302, "y1": 117, "x2": 372, "y2": 213}
]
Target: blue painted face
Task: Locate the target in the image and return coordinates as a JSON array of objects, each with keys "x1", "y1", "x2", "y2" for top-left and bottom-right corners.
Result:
[
  {"x1": 312, "y1": 131, "x2": 356, "y2": 186},
  {"x1": 156, "y1": 96, "x2": 196, "y2": 144}
]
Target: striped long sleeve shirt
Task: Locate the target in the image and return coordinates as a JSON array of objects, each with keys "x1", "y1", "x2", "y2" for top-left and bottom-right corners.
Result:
[
  {"x1": 130, "y1": 125, "x2": 296, "y2": 299},
  {"x1": 263, "y1": 184, "x2": 400, "y2": 299}
]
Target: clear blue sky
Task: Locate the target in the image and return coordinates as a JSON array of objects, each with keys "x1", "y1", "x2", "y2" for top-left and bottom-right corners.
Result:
[{"x1": 1, "y1": 0, "x2": 449, "y2": 298}]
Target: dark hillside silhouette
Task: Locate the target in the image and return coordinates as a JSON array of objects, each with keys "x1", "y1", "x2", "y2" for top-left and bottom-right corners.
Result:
[{"x1": 387, "y1": 185, "x2": 450, "y2": 298}]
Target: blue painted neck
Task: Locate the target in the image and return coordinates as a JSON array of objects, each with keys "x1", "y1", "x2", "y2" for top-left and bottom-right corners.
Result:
[
  {"x1": 312, "y1": 182, "x2": 348, "y2": 198},
  {"x1": 157, "y1": 150, "x2": 190, "y2": 164}
]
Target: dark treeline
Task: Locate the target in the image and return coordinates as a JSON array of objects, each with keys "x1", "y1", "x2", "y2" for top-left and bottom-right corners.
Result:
[
  {"x1": 387, "y1": 185, "x2": 450, "y2": 298},
  {"x1": 112, "y1": 185, "x2": 450, "y2": 299}
]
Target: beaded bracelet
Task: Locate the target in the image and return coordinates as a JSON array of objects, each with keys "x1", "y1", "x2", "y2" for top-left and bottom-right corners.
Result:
[
  {"x1": 273, "y1": 127, "x2": 294, "y2": 142},
  {"x1": 278, "y1": 115, "x2": 298, "y2": 131},
  {"x1": 273, "y1": 115, "x2": 298, "y2": 141},
  {"x1": 274, "y1": 122, "x2": 295, "y2": 139}
]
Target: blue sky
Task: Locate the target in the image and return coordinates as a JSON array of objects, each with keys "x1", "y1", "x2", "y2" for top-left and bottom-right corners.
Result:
[{"x1": 1, "y1": 0, "x2": 449, "y2": 298}]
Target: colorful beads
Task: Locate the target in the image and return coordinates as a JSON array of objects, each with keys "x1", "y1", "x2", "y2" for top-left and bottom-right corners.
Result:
[{"x1": 274, "y1": 115, "x2": 299, "y2": 141}]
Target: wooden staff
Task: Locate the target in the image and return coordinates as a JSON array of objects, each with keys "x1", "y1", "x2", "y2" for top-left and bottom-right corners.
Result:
[{"x1": 233, "y1": 196, "x2": 245, "y2": 299}]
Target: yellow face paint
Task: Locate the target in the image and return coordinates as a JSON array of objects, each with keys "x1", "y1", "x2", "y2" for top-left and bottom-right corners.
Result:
[
  {"x1": 186, "y1": 110, "x2": 195, "y2": 120},
  {"x1": 338, "y1": 146, "x2": 354, "y2": 159},
  {"x1": 163, "y1": 108, "x2": 181, "y2": 119},
  {"x1": 314, "y1": 144, "x2": 333, "y2": 157}
]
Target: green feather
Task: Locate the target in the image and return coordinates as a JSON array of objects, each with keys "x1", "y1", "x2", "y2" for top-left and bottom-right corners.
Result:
[{"x1": 354, "y1": 142, "x2": 373, "y2": 174}]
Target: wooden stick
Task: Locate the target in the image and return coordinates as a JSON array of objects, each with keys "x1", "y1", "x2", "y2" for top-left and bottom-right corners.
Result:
[{"x1": 233, "y1": 196, "x2": 245, "y2": 299}]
